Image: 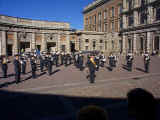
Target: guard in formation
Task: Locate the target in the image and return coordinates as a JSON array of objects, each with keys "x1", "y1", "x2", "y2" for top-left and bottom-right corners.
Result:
[
  {"x1": 30, "y1": 56, "x2": 37, "y2": 79},
  {"x1": 13, "y1": 55, "x2": 21, "y2": 84},
  {"x1": 126, "y1": 53, "x2": 134, "y2": 71},
  {"x1": 144, "y1": 52, "x2": 150, "y2": 73},
  {"x1": 1, "y1": 56, "x2": 8, "y2": 78}
]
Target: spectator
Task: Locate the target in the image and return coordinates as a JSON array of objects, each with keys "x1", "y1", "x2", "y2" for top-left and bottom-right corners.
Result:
[
  {"x1": 127, "y1": 88, "x2": 157, "y2": 120},
  {"x1": 77, "y1": 105, "x2": 109, "y2": 120}
]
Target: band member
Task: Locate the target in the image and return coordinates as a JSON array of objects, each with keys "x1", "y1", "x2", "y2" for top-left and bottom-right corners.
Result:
[
  {"x1": 60, "y1": 52, "x2": 64, "y2": 65},
  {"x1": 126, "y1": 53, "x2": 134, "y2": 71},
  {"x1": 100, "y1": 52, "x2": 106, "y2": 67},
  {"x1": 39, "y1": 55, "x2": 44, "y2": 72},
  {"x1": 144, "y1": 52, "x2": 150, "y2": 73},
  {"x1": 95, "y1": 55, "x2": 100, "y2": 71},
  {"x1": 1, "y1": 56, "x2": 8, "y2": 78},
  {"x1": 47, "y1": 53, "x2": 53, "y2": 75},
  {"x1": 78, "y1": 54, "x2": 84, "y2": 71},
  {"x1": 20, "y1": 57, "x2": 26, "y2": 74},
  {"x1": 108, "y1": 53, "x2": 114, "y2": 71},
  {"x1": 64, "y1": 53, "x2": 68, "y2": 67},
  {"x1": 30, "y1": 56, "x2": 37, "y2": 79},
  {"x1": 13, "y1": 55, "x2": 21, "y2": 83},
  {"x1": 86, "y1": 55, "x2": 97, "y2": 83},
  {"x1": 55, "y1": 52, "x2": 59, "y2": 67}
]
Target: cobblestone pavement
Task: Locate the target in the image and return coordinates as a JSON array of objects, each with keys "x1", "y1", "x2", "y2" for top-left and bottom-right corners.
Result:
[{"x1": 0, "y1": 56, "x2": 160, "y2": 120}]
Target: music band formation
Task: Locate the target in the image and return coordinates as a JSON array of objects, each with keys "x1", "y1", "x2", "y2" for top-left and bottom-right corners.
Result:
[{"x1": 0, "y1": 50, "x2": 151, "y2": 84}]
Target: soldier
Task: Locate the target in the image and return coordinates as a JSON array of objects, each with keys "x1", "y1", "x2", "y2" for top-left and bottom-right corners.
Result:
[
  {"x1": 95, "y1": 55, "x2": 100, "y2": 71},
  {"x1": 47, "y1": 53, "x2": 53, "y2": 75},
  {"x1": 1, "y1": 56, "x2": 8, "y2": 78},
  {"x1": 126, "y1": 53, "x2": 134, "y2": 71},
  {"x1": 60, "y1": 52, "x2": 64, "y2": 65},
  {"x1": 78, "y1": 54, "x2": 84, "y2": 71},
  {"x1": 39, "y1": 55, "x2": 44, "y2": 72},
  {"x1": 55, "y1": 52, "x2": 59, "y2": 67},
  {"x1": 108, "y1": 53, "x2": 114, "y2": 71},
  {"x1": 20, "y1": 57, "x2": 27, "y2": 74},
  {"x1": 100, "y1": 52, "x2": 106, "y2": 67},
  {"x1": 30, "y1": 56, "x2": 37, "y2": 79},
  {"x1": 144, "y1": 52, "x2": 150, "y2": 73},
  {"x1": 13, "y1": 55, "x2": 21, "y2": 84},
  {"x1": 86, "y1": 55, "x2": 97, "y2": 83},
  {"x1": 68, "y1": 53, "x2": 72, "y2": 65},
  {"x1": 64, "y1": 53, "x2": 68, "y2": 67}
]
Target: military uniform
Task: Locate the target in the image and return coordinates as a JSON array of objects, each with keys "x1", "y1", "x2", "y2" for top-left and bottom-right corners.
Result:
[
  {"x1": 1, "y1": 57, "x2": 8, "y2": 78},
  {"x1": 144, "y1": 53, "x2": 150, "y2": 73},
  {"x1": 108, "y1": 55, "x2": 114, "y2": 71},
  {"x1": 126, "y1": 53, "x2": 134, "y2": 71},
  {"x1": 39, "y1": 56, "x2": 44, "y2": 72},
  {"x1": 30, "y1": 57, "x2": 37, "y2": 78},
  {"x1": 20, "y1": 57, "x2": 26, "y2": 74},
  {"x1": 86, "y1": 56, "x2": 96, "y2": 83},
  {"x1": 47, "y1": 55, "x2": 53, "y2": 75},
  {"x1": 13, "y1": 56, "x2": 21, "y2": 83}
]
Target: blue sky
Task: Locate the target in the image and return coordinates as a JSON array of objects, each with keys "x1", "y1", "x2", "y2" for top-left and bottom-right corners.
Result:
[{"x1": 0, "y1": 0, "x2": 94, "y2": 30}]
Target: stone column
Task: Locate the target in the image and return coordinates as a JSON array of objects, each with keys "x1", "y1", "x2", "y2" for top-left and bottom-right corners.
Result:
[
  {"x1": 123, "y1": 14, "x2": 127, "y2": 29},
  {"x1": 0, "y1": 31, "x2": 2, "y2": 56},
  {"x1": 134, "y1": 11, "x2": 139, "y2": 26},
  {"x1": 66, "y1": 32, "x2": 70, "y2": 53},
  {"x1": 1, "y1": 31, "x2": 7, "y2": 55},
  {"x1": 133, "y1": 34, "x2": 137, "y2": 54},
  {"x1": 13, "y1": 32, "x2": 18, "y2": 55},
  {"x1": 148, "y1": 6, "x2": 154, "y2": 24},
  {"x1": 41, "y1": 33, "x2": 47, "y2": 51},
  {"x1": 30, "y1": 32, "x2": 35, "y2": 51},
  {"x1": 122, "y1": 34, "x2": 126, "y2": 55},
  {"x1": 123, "y1": 0, "x2": 127, "y2": 12},
  {"x1": 147, "y1": 32, "x2": 151, "y2": 52},
  {"x1": 57, "y1": 33, "x2": 61, "y2": 52}
]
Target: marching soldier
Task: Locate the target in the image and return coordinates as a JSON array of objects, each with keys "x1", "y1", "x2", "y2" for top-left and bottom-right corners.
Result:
[
  {"x1": 108, "y1": 53, "x2": 114, "y2": 71},
  {"x1": 39, "y1": 55, "x2": 44, "y2": 72},
  {"x1": 86, "y1": 55, "x2": 97, "y2": 83},
  {"x1": 64, "y1": 53, "x2": 68, "y2": 67},
  {"x1": 100, "y1": 52, "x2": 106, "y2": 67},
  {"x1": 78, "y1": 54, "x2": 84, "y2": 71},
  {"x1": 1, "y1": 56, "x2": 8, "y2": 78},
  {"x1": 60, "y1": 52, "x2": 64, "y2": 65},
  {"x1": 126, "y1": 53, "x2": 134, "y2": 71},
  {"x1": 13, "y1": 55, "x2": 21, "y2": 84},
  {"x1": 95, "y1": 55, "x2": 100, "y2": 71},
  {"x1": 55, "y1": 52, "x2": 59, "y2": 67},
  {"x1": 144, "y1": 52, "x2": 150, "y2": 73},
  {"x1": 30, "y1": 56, "x2": 37, "y2": 79},
  {"x1": 47, "y1": 53, "x2": 53, "y2": 75},
  {"x1": 20, "y1": 57, "x2": 26, "y2": 74}
]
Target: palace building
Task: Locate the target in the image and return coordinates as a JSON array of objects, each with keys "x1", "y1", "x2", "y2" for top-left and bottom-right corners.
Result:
[
  {"x1": 0, "y1": 14, "x2": 76, "y2": 56},
  {"x1": 121, "y1": 0, "x2": 160, "y2": 55}
]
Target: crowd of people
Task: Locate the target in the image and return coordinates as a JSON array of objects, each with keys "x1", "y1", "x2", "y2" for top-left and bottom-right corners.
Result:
[{"x1": 0, "y1": 50, "x2": 151, "y2": 84}]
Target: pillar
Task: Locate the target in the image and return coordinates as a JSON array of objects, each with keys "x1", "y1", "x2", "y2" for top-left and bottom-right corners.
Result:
[
  {"x1": 66, "y1": 32, "x2": 70, "y2": 53},
  {"x1": 1, "y1": 31, "x2": 7, "y2": 55},
  {"x1": 0, "y1": 31, "x2": 2, "y2": 56},
  {"x1": 147, "y1": 32, "x2": 151, "y2": 52},
  {"x1": 41, "y1": 33, "x2": 47, "y2": 51},
  {"x1": 122, "y1": 34, "x2": 126, "y2": 55},
  {"x1": 122, "y1": 14, "x2": 127, "y2": 29},
  {"x1": 148, "y1": 6, "x2": 154, "y2": 24},
  {"x1": 133, "y1": 34, "x2": 137, "y2": 54},
  {"x1": 30, "y1": 33, "x2": 35, "y2": 51},
  {"x1": 57, "y1": 33, "x2": 61, "y2": 52},
  {"x1": 13, "y1": 32, "x2": 18, "y2": 55},
  {"x1": 134, "y1": 11, "x2": 139, "y2": 26}
]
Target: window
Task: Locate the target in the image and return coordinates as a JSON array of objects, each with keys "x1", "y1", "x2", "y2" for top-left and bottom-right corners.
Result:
[
  {"x1": 100, "y1": 40, "x2": 103, "y2": 43},
  {"x1": 104, "y1": 10, "x2": 107, "y2": 19},
  {"x1": 112, "y1": 41, "x2": 114, "y2": 49},
  {"x1": 119, "y1": 4, "x2": 123, "y2": 15},
  {"x1": 98, "y1": 12, "x2": 102, "y2": 22},
  {"x1": 112, "y1": 7, "x2": 114, "y2": 17},
  {"x1": 112, "y1": 21, "x2": 114, "y2": 31},
  {"x1": 128, "y1": 13, "x2": 134, "y2": 26},
  {"x1": 85, "y1": 46, "x2": 89, "y2": 50},
  {"x1": 104, "y1": 23, "x2": 107, "y2": 32},
  {"x1": 105, "y1": 41, "x2": 107, "y2": 50},
  {"x1": 119, "y1": 17, "x2": 123, "y2": 30},
  {"x1": 140, "y1": 10, "x2": 147, "y2": 24},
  {"x1": 93, "y1": 41, "x2": 96, "y2": 49},
  {"x1": 85, "y1": 39, "x2": 89, "y2": 43},
  {"x1": 156, "y1": 7, "x2": 160, "y2": 21}
]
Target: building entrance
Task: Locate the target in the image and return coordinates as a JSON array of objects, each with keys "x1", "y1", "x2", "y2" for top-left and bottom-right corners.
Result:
[
  {"x1": 47, "y1": 42, "x2": 56, "y2": 52},
  {"x1": 70, "y1": 41, "x2": 75, "y2": 53},
  {"x1": 154, "y1": 36, "x2": 159, "y2": 51},
  {"x1": 7, "y1": 44, "x2": 12, "y2": 56}
]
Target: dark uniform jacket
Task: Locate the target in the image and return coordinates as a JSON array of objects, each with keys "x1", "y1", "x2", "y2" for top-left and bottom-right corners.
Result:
[{"x1": 13, "y1": 59, "x2": 21, "y2": 74}]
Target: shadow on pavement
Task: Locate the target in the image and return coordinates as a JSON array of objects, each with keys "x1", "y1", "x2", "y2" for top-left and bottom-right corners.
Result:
[
  {"x1": 136, "y1": 67, "x2": 146, "y2": 73},
  {"x1": 0, "y1": 90, "x2": 159, "y2": 120}
]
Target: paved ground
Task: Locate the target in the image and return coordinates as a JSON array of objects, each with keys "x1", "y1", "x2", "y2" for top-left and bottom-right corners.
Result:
[{"x1": 0, "y1": 56, "x2": 160, "y2": 120}]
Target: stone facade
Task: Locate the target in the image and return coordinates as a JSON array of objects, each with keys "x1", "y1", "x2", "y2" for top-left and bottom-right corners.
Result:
[
  {"x1": 121, "y1": 0, "x2": 160, "y2": 55},
  {"x1": 0, "y1": 14, "x2": 72, "y2": 56},
  {"x1": 83, "y1": 0, "x2": 123, "y2": 55}
]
